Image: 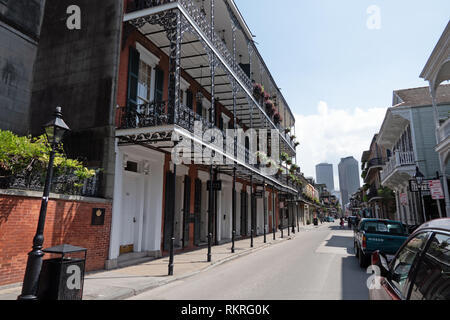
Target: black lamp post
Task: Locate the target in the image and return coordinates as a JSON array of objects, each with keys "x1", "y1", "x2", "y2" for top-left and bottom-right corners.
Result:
[
  {"x1": 414, "y1": 166, "x2": 426, "y2": 223},
  {"x1": 18, "y1": 107, "x2": 70, "y2": 300}
]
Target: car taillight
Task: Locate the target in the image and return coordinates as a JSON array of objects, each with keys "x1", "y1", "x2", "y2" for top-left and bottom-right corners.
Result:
[
  {"x1": 372, "y1": 251, "x2": 379, "y2": 266},
  {"x1": 363, "y1": 235, "x2": 367, "y2": 249}
]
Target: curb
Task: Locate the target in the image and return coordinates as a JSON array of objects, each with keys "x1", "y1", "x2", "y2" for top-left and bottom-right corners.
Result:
[{"x1": 97, "y1": 235, "x2": 296, "y2": 300}]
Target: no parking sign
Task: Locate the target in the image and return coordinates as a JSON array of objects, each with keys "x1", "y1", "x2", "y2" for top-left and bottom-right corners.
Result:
[{"x1": 429, "y1": 180, "x2": 444, "y2": 200}]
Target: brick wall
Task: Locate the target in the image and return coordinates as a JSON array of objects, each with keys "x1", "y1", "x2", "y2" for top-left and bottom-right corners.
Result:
[{"x1": 0, "y1": 193, "x2": 112, "y2": 286}]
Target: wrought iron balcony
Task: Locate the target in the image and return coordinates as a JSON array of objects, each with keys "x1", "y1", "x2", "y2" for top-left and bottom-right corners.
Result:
[
  {"x1": 124, "y1": 0, "x2": 296, "y2": 154},
  {"x1": 380, "y1": 151, "x2": 415, "y2": 183},
  {"x1": 366, "y1": 157, "x2": 385, "y2": 169},
  {"x1": 366, "y1": 185, "x2": 380, "y2": 201},
  {"x1": 126, "y1": 0, "x2": 173, "y2": 13},
  {"x1": 116, "y1": 102, "x2": 301, "y2": 191}
]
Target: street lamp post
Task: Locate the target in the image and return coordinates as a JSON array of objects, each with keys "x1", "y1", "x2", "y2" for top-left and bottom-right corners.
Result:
[
  {"x1": 414, "y1": 166, "x2": 427, "y2": 223},
  {"x1": 18, "y1": 107, "x2": 70, "y2": 300}
]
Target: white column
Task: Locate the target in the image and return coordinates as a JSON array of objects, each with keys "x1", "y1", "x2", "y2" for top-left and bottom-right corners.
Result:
[{"x1": 109, "y1": 140, "x2": 124, "y2": 262}]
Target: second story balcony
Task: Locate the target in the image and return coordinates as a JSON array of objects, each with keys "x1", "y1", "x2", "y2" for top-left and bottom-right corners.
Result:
[
  {"x1": 116, "y1": 101, "x2": 300, "y2": 194},
  {"x1": 363, "y1": 157, "x2": 385, "y2": 183},
  {"x1": 380, "y1": 151, "x2": 416, "y2": 189}
]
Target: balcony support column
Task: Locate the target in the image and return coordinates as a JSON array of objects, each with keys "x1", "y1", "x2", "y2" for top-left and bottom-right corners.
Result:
[
  {"x1": 167, "y1": 10, "x2": 182, "y2": 125},
  {"x1": 272, "y1": 187, "x2": 276, "y2": 240},
  {"x1": 263, "y1": 180, "x2": 267, "y2": 243}
]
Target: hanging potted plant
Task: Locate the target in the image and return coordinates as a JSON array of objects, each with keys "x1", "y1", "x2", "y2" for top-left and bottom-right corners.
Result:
[
  {"x1": 255, "y1": 151, "x2": 267, "y2": 164},
  {"x1": 286, "y1": 157, "x2": 292, "y2": 165},
  {"x1": 273, "y1": 111, "x2": 281, "y2": 124},
  {"x1": 252, "y1": 82, "x2": 263, "y2": 100},
  {"x1": 265, "y1": 100, "x2": 274, "y2": 116},
  {"x1": 276, "y1": 167, "x2": 283, "y2": 176},
  {"x1": 266, "y1": 159, "x2": 276, "y2": 168},
  {"x1": 294, "y1": 141, "x2": 300, "y2": 148},
  {"x1": 280, "y1": 152, "x2": 289, "y2": 162},
  {"x1": 290, "y1": 164, "x2": 299, "y2": 173},
  {"x1": 290, "y1": 135, "x2": 296, "y2": 141},
  {"x1": 284, "y1": 128, "x2": 291, "y2": 134},
  {"x1": 264, "y1": 92, "x2": 270, "y2": 102}
]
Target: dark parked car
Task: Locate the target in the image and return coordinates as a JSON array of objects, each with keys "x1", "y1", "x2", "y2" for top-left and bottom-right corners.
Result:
[
  {"x1": 348, "y1": 216, "x2": 357, "y2": 229},
  {"x1": 369, "y1": 218, "x2": 450, "y2": 300}
]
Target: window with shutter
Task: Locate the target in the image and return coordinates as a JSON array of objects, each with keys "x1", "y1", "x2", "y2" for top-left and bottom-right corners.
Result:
[{"x1": 127, "y1": 47, "x2": 140, "y2": 111}]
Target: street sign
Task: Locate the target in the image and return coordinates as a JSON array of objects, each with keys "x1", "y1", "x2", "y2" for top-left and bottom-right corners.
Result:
[
  {"x1": 206, "y1": 180, "x2": 222, "y2": 191},
  {"x1": 429, "y1": 180, "x2": 444, "y2": 200},
  {"x1": 400, "y1": 193, "x2": 408, "y2": 206},
  {"x1": 409, "y1": 180, "x2": 430, "y2": 192}
]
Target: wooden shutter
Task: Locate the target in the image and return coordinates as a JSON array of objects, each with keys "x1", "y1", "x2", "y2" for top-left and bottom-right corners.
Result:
[
  {"x1": 127, "y1": 47, "x2": 140, "y2": 111},
  {"x1": 194, "y1": 179, "x2": 202, "y2": 246},
  {"x1": 240, "y1": 191, "x2": 248, "y2": 236},
  {"x1": 182, "y1": 175, "x2": 191, "y2": 248},
  {"x1": 163, "y1": 171, "x2": 175, "y2": 251},
  {"x1": 251, "y1": 193, "x2": 257, "y2": 232}
]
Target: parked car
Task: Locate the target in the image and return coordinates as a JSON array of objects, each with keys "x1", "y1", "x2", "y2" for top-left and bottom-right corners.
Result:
[
  {"x1": 354, "y1": 219, "x2": 409, "y2": 268},
  {"x1": 369, "y1": 218, "x2": 450, "y2": 300},
  {"x1": 325, "y1": 216, "x2": 335, "y2": 222},
  {"x1": 348, "y1": 216, "x2": 357, "y2": 229}
]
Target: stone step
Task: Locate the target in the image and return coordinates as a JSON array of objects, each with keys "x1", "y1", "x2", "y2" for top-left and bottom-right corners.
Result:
[{"x1": 117, "y1": 252, "x2": 156, "y2": 269}]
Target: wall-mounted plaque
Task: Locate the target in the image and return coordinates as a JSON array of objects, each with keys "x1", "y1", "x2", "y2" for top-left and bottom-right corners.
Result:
[{"x1": 91, "y1": 208, "x2": 105, "y2": 226}]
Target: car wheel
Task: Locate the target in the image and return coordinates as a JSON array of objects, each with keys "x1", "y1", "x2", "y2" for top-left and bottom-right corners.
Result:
[{"x1": 354, "y1": 242, "x2": 359, "y2": 258}]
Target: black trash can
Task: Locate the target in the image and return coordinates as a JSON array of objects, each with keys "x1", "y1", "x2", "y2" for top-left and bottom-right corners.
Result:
[{"x1": 37, "y1": 244, "x2": 87, "y2": 300}]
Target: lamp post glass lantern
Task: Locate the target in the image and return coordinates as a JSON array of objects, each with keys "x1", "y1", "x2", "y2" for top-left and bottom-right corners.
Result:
[
  {"x1": 414, "y1": 166, "x2": 426, "y2": 223},
  {"x1": 18, "y1": 107, "x2": 70, "y2": 300}
]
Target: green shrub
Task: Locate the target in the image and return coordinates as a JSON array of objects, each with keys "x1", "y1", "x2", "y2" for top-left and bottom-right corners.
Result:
[{"x1": 0, "y1": 130, "x2": 96, "y2": 183}]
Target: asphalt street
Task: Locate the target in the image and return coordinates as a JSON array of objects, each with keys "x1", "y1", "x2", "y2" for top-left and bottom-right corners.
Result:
[{"x1": 129, "y1": 222, "x2": 370, "y2": 300}]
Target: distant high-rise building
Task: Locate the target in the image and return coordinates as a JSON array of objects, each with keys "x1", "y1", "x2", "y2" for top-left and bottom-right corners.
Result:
[
  {"x1": 338, "y1": 157, "x2": 360, "y2": 206},
  {"x1": 316, "y1": 163, "x2": 334, "y2": 191}
]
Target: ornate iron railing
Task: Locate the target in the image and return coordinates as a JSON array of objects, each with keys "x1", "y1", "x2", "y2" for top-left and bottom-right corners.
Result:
[
  {"x1": 0, "y1": 168, "x2": 102, "y2": 198},
  {"x1": 380, "y1": 151, "x2": 415, "y2": 182},
  {"x1": 117, "y1": 101, "x2": 169, "y2": 129}
]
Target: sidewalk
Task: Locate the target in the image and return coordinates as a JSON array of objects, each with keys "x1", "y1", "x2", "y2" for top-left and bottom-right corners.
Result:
[{"x1": 0, "y1": 223, "x2": 322, "y2": 300}]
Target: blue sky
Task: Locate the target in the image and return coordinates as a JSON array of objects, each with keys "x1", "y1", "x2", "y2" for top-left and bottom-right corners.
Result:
[
  {"x1": 235, "y1": 0, "x2": 450, "y2": 114},
  {"x1": 235, "y1": 0, "x2": 450, "y2": 189}
]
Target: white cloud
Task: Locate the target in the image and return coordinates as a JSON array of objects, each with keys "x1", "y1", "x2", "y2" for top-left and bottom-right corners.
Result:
[{"x1": 293, "y1": 101, "x2": 387, "y2": 190}]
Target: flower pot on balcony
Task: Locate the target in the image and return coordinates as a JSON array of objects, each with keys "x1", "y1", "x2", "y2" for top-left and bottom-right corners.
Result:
[
  {"x1": 253, "y1": 83, "x2": 263, "y2": 100},
  {"x1": 265, "y1": 101, "x2": 274, "y2": 115}
]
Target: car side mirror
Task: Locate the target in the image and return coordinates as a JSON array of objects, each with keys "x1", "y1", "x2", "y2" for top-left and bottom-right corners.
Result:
[{"x1": 371, "y1": 250, "x2": 389, "y2": 277}]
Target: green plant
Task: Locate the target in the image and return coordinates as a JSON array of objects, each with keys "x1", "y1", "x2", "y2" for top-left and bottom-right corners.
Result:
[
  {"x1": 284, "y1": 128, "x2": 291, "y2": 134},
  {"x1": 280, "y1": 152, "x2": 289, "y2": 162},
  {"x1": 0, "y1": 130, "x2": 96, "y2": 184},
  {"x1": 378, "y1": 186, "x2": 395, "y2": 199},
  {"x1": 361, "y1": 169, "x2": 368, "y2": 180}
]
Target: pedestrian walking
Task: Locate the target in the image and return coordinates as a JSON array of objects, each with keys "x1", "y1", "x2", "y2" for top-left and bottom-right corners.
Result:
[{"x1": 340, "y1": 218, "x2": 344, "y2": 229}]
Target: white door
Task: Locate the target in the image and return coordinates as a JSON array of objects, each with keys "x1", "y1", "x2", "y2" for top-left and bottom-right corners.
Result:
[{"x1": 121, "y1": 173, "x2": 140, "y2": 248}]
